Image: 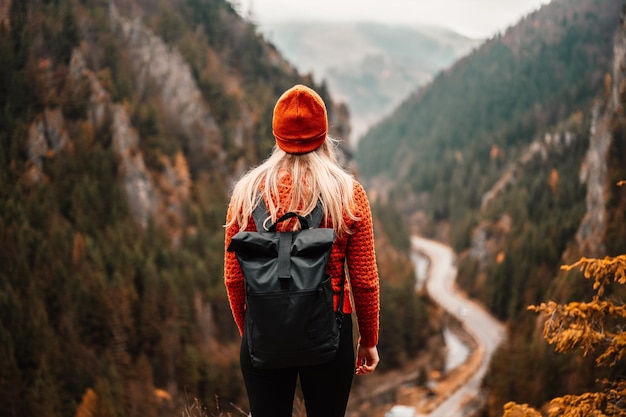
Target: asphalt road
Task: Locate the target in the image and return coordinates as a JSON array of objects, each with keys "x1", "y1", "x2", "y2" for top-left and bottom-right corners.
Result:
[{"x1": 412, "y1": 236, "x2": 506, "y2": 417}]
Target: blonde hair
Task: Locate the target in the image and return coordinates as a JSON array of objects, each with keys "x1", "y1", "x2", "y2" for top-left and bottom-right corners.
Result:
[{"x1": 226, "y1": 137, "x2": 357, "y2": 235}]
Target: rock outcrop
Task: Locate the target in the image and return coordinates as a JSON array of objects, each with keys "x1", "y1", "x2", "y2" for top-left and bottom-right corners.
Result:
[
  {"x1": 574, "y1": 21, "x2": 626, "y2": 257},
  {"x1": 471, "y1": 129, "x2": 577, "y2": 270},
  {"x1": 109, "y1": 3, "x2": 223, "y2": 172},
  {"x1": 23, "y1": 46, "x2": 194, "y2": 243}
]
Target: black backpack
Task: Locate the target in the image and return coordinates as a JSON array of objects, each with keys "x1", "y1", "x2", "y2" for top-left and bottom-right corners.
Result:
[{"x1": 227, "y1": 200, "x2": 345, "y2": 369}]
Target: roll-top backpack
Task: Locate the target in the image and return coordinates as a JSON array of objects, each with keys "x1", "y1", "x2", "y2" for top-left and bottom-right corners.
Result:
[{"x1": 227, "y1": 199, "x2": 345, "y2": 369}]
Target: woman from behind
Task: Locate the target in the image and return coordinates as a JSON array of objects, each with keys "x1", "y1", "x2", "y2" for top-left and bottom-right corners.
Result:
[{"x1": 224, "y1": 84, "x2": 380, "y2": 417}]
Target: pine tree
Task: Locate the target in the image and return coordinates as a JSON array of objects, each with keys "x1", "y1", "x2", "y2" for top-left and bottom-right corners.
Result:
[{"x1": 502, "y1": 205, "x2": 626, "y2": 416}]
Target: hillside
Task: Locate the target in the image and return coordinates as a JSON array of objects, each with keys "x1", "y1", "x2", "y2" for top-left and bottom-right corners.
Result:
[
  {"x1": 261, "y1": 21, "x2": 480, "y2": 141},
  {"x1": 0, "y1": 1, "x2": 431, "y2": 416},
  {"x1": 357, "y1": 0, "x2": 620, "y2": 248},
  {"x1": 355, "y1": 0, "x2": 626, "y2": 414},
  {"x1": 482, "y1": 15, "x2": 626, "y2": 415}
]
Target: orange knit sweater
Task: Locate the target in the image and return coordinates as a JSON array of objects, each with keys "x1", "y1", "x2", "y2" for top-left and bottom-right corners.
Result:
[{"x1": 223, "y1": 175, "x2": 380, "y2": 347}]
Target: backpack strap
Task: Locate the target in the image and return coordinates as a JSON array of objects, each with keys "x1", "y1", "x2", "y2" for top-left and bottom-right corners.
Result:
[
  {"x1": 252, "y1": 198, "x2": 324, "y2": 231},
  {"x1": 252, "y1": 199, "x2": 269, "y2": 231},
  {"x1": 336, "y1": 269, "x2": 347, "y2": 327},
  {"x1": 307, "y1": 201, "x2": 324, "y2": 228}
]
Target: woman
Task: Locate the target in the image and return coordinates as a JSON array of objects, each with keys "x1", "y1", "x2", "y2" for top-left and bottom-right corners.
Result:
[{"x1": 224, "y1": 84, "x2": 380, "y2": 417}]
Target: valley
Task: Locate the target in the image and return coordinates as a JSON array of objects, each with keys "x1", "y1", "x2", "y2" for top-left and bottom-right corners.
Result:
[{"x1": 412, "y1": 237, "x2": 506, "y2": 417}]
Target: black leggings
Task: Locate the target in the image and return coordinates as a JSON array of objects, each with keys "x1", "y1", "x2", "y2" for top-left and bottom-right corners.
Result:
[{"x1": 240, "y1": 316, "x2": 355, "y2": 417}]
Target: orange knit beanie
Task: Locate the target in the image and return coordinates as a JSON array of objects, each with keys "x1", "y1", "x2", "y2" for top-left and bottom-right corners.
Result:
[{"x1": 272, "y1": 84, "x2": 328, "y2": 154}]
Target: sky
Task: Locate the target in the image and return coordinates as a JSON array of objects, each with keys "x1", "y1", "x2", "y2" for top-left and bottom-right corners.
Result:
[{"x1": 234, "y1": 0, "x2": 551, "y2": 39}]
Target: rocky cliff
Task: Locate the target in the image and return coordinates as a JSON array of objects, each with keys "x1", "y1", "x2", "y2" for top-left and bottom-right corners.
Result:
[
  {"x1": 25, "y1": 45, "x2": 192, "y2": 242},
  {"x1": 20, "y1": 0, "x2": 350, "y2": 242},
  {"x1": 110, "y1": 3, "x2": 223, "y2": 172},
  {"x1": 573, "y1": 17, "x2": 626, "y2": 257}
]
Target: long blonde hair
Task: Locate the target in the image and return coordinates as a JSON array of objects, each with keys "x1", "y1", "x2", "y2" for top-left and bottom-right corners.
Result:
[{"x1": 227, "y1": 137, "x2": 357, "y2": 235}]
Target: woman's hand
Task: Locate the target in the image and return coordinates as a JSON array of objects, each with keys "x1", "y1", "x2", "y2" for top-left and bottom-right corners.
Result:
[{"x1": 355, "y1": 344, "x2": 379, "y2": 375}]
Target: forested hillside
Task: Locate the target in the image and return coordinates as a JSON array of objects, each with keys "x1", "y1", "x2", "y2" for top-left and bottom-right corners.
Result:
[
  {"x1": 0, "y1": 1, "x2": 430, "y2": 416},
  {"x1": 483, "y1": 15, "x2": 626, "y2": 416},
  {"x1": 357, "y1": 0, "x2": 620, "y2": 248},
  {"x1": 356, "y1": 0, "x2": 626, "y2": 415}
]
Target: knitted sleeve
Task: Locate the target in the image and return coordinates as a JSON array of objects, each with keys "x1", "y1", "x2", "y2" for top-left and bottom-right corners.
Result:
[
  {"x1": 224, "y1": 203, "x2": 246, "y2": 335},
  {"x1": 346, "y1": 182, "x2": 380, "y2": 347}
]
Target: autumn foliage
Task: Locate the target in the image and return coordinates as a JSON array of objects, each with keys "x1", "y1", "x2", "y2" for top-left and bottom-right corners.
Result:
[{"x1": 503, "y1": 252, "x2": 626, "y2": 416}]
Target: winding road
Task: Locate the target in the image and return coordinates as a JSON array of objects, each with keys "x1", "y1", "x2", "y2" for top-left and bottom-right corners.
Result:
[{"x1": 412, "y1": 236, "x2": 506, "y2": 417}]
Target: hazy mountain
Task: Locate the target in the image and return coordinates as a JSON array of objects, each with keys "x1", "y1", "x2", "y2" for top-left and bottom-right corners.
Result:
[{"x1": 260, "y1": 21, "x2": 481, "y2": 141}]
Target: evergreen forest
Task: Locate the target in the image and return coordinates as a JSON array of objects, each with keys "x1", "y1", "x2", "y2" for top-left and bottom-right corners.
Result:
[
  {"x1": 0, "y1": 0, "x2": 428, "y2": 416},
  {"x1": 2, "y1": 0, "x2": 626, "y2": 416},
  {"x1": 356, "y1": 0, "x2": 626, "y2": 415}
]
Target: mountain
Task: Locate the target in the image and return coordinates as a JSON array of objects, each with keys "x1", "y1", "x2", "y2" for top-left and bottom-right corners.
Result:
[
  {"x1": 0, "y1": 1, "x2": 430, "y2": 416},
  {"x1": 482, "y1": 14, "x2": 626, "y2": 415},
  {"x1": 356, "y1": 0, "x2": 626, "y2": 414},
  {"x1": 4, "y1": 0, "x2": 624, "y2": 415},
  {"x1": 260, "y1": 21, "x2": 480, "y2": 141},
  {"x1": 357, "y1": 0, "x2": 621, "y2": 248}
]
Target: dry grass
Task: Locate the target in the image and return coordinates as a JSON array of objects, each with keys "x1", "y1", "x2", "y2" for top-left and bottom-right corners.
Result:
[
  {"x1": 181, "y1": 396, "x2": 306, "y2": 417},
  {"x1": 181, "y1": 396, "x2": 248, "y2": 417}
]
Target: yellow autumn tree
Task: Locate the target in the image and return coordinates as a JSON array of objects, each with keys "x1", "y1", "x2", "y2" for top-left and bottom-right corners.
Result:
[{"x1": 503, "y1": 253, "x2": 626, "y2": 417}]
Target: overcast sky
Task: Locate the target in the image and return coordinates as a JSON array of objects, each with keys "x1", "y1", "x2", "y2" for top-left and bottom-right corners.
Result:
[{"x1": 234, "y1": 0, "x2": 551, "y2": 39}]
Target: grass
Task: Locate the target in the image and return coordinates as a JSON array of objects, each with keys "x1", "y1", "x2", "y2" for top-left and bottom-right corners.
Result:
[
  {"x1": 181, "y1": 396, "x2": 248, "y2": 417},
  {"x1": 181, "y1": 396, "x2": 307, "y2": 417}
]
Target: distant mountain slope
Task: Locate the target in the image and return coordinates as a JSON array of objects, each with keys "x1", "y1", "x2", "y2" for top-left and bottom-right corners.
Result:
[
  {"x1": 356, "y1": 0, "x2": 621, "y2": 246},
  {"x1": 481, "y1": 16, "x2": 626, "y2": 417},
  {"x1": 353, "y1": 1, "x2": 626, "y2": 414},
  {"x1": 261, "y1": 21, "x2": 480, "y2": 140}
]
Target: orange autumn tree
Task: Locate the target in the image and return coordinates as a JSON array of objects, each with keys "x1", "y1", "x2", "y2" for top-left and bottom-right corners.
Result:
[{"x1": 502, "y1": 252, "x2": 626, "y2": 417}]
